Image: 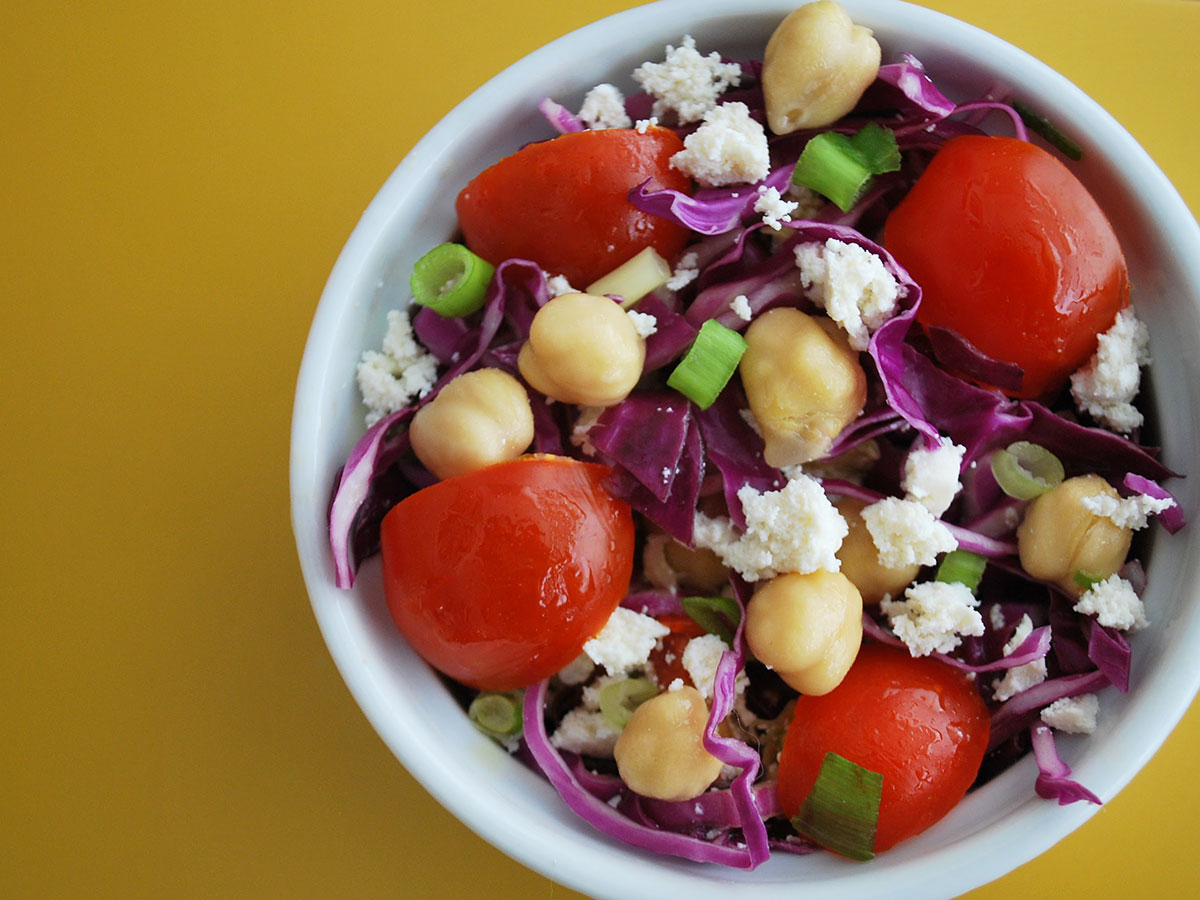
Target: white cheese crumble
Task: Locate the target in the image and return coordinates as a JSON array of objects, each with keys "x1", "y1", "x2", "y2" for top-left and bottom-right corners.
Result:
[
  {"x1": 991, "y1": 614, "x2": 1047, "y2": 702},
  {"x1": 794, "y1": 238, "x2": 901, "y2": 352},
  {"x1": 631, "y1": 34, "x2": 741, "y2": 124},
  {"x1": 881, "y1": 581, "x2": 984, "y2": 657},
  {"x1": 569, "y1": 406, "x2": 603, "y2": 457},
  {"x1": 1073, "y1": 574, "x2": 1148, "y2": 631},
  {"x1": 682, "y1": 633, "x2": 730, "y2": 699},
  {"x1": 544, "y1": 272, "x2": 577, "y2": 298},
  {"x1": 556, "y1": 652, "x2": 597, "y2": 686},
  {"x1": 753, "y1": 185, "x2": 799, "y2": 231},
  {"x1": 729, "y1": 294, "x2": 752, "y2": 321},
  {"x1": 1069, "y1": 308, "x2": 1150, "y2": 434},
  {"x1": 626, "y1": 309, "x2": 659, "y2": 338},
  {"x1": 1040, "y1": 694, "x2": 1100, "y2": 735},
  {"x1": 550, "y1": 708, "x2": 621, "y2": 756},
  {"x1": 861, "y1": 497, "x2": 958, "y2": 569},
  {"x1": 989, "y1": 604, "x2": 1007, "y2": 631},
  {"x1": 583, "y1": 607, "x2": 671, "y2": 675},
  {"x1": 577, "y1": 83, "x2": 632, "y2": 130},
  {"x1": 692, "y1": 474, "x2": 848, "y2": 582},
  {"x1": 356, "y1": 309, "x2": 438, "y2": 426},
  {"x1": 667, "y1": 677, "x2": 685, "y2": 692},
  {"x1": 1080, "y1": 491, "x2": 1176, "y2": 530},
  {"x1": 669, "y1": 102, "x2": 770, "y2": 188},
  {"x1": 634, "y1": 116, "x2": 659, "y2": 134},
  {"x1": 666, "y1": 251, "x2": 699, "y2": 291},
  {"x1": 901, "y1": 437, "x2": 966, "y2": 517}
]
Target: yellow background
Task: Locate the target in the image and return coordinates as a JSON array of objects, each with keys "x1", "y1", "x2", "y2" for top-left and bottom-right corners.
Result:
[{"x1": 4, "y1": 1, "x2": 1197, "y2": 897}]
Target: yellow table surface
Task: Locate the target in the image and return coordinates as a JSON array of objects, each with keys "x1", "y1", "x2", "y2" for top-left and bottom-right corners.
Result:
[{"x1": 5, "y1": 1, "x2": 1198, "y2": 897}]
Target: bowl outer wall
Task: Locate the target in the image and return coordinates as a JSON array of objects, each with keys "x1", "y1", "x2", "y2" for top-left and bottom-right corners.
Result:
[{"x1": 290, "y1": 1, "x2": 1200, "y2": 897}]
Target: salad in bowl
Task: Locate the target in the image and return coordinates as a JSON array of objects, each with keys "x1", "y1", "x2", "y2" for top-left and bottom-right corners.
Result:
[{"x1": 291, "y1": 1, "x2": 1200, "y2": 896}]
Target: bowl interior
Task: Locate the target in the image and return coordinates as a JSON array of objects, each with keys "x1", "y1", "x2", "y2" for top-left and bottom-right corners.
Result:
[{"x1": 290, "y1": 1, "x2": 1200, "y2": 897}]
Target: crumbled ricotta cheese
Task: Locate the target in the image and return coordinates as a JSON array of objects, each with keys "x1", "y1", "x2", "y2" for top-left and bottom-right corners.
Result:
[
  {"x1": 551, "y1": 708, "x2": 621, "y2": 756},
  {"x1": 583, "y1": 607, "x2": 671, "y2": 675},
  {"x1": 682, "y1": 634, "x2": 729, "y2": 699},
  {"x1": 794, "y1": 238, "x2": 902, "y2": 352},
  {"x1": 569, "y1": 406, "x2": 603, "y2": 457},
  {"x1": 667, "y1": 677, "x2": 685, "y2": 692},
  {"x1": 666, "y1": 251, "x2": 699, "y2": 291},
  {"x1": 544, "y1": 272, "x2": 577, "y2": 298},
  {"x1": 1073, "y1": 574, "x2": 1148, "y2": 631},
  {"x1": 555, "y1": 652, "x2": 597, "y2": 686},
  {"x1": 1069, "y1": 308, "x2": 1150, "y2": 434},
  {"x1": 1040, "y1": 694, "x2": 1100, "y2": 735},
  {"x1": 1080, "y1": 491, "x2": 1176, "y2": 530},
  {"x1": 634, "y1": 116, "x2": 659, "y2": 134},
  {"x1": 991, "y1": 614, "x2": 1047, "y2": 701},
  {"x1": 626, "y1": 309, "x2": 658, "y2": 338},
  {"x1": 669, "y1": 102, "x2": 770, "y2": 188},
  {"x1": 861, "y1": 496, "x2": 958, "y2": 569},
  {"x1": 881, "y1": 581, "x2": 984, "y2": 657},
  {"x1": 692, "y1": 474, "x2": 848, "y2": 582},
  {"x1": 631, "y1": 34, "x2": 741, "y2": 124},
  {"x1": 729, "y1": 294, "x2": 752, "y2": 321},
  {"x1": 753, "y1": 185, "x2": 799, "y2": 231},
  {"x1": 901, "y1": 437, "x2": 966, "y2": 517},
  {"x1": 989, "y1": 603, "x2": 1007, "y2": 631},
  {"x1": 577, "y1": 83, "x2": 632, "y2": 130},
  {"x1": 356, "y1": 309, "x2": 438, "y2": 426}
]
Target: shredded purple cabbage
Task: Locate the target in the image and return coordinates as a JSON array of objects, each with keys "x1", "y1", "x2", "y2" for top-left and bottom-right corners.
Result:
[{"x1": 1030, "y1": 724, "x2": 1102, "y2": 805}]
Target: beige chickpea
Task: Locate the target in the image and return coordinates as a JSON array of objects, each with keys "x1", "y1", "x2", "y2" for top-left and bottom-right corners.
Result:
[
  {"x1": 744, "y1": 570, "x2": 863, "y2": 695},
  {"x1": 835, "y1": 497, "x2": 921, "y2": 604},
  {"x1": 739, "y1": 307, "x2": 867, "y2": 467},
  {"x1": 762, "y1": 1, "x2": 882, "y2": 134},
  {"x1": 409, "y1": 368, "x2": 534, "y2": 480},
  {"x1": 1017, "y1": 474, "x2": 1133, "y2": 597},
  {"x1": 517, "y1": 292, "x2": 645, "y2": 407},
  {"x1": 613, "y1": 685, "x2": 724, "y2": 801}
]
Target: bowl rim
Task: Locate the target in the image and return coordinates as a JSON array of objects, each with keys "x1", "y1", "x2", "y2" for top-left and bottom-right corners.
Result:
[{"x1": 291, "y1": 1, "x2": 1200, "y2": 897}]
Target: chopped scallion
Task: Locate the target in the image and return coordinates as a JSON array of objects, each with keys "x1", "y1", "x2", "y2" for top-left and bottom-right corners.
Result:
[
  {"x1": 680, "y1": 595, "x2": 742, "y2": 645},
  {"x1": 990, "y1": 441, "x2": 1065, "y2": 500},
  {"x1": 586, "y1": 246, "x2": 671, "y2": 308},
  {"x1": 467, "y1": 691, "x2": 523, "y2": 739},
  {"x1": 791, "y1": 124, "x2": 900, "y2": 212},
  {"x1": 666, "y1": 319, "x2": 747, "y2": 409},
  {"x1": 599, "y1": 678, "x2": 658, "y2": 728},
  {"x1": 1013, "y1": 101, "x2": 1084, "y2": 161},
  {"x1": 792, "y1": 752, "x2": 883, "y2": 861},
  {"x1": 935, "y1": 549, "x2": 988, "y2": 592},
  {"x1": 410, "y1": 242, "x2": 495, "y2": 317},
  {"x1": 1074, "y1": 570, "x2": 1104, "y2": 591}
]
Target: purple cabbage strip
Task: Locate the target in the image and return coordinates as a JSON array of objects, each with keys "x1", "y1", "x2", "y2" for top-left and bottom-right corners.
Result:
[
  {"x1": 590, "y1": 393, "x2": 691, "y2": 502},
  {"x1": 952, "y1": 100, "x2": 1030, "y2": 141},
  {"x1": 521, "y1": 679, "x2": 761, "y2": 868},
  {"x1": 1123, "y1": 473, "x2": 1186, "y2": 533},
  {"x1": 537, "y1": 97, "x2": 584, "y2": 134},
  {"x1": 638, "y1": 294, "x2": 699, "y2": 373},
  {"x1": 1087, "y1": 622, "x2": 1132, "y2": 693},
  {"x1": 861, "y1": 614, "x2": 1051, "y2": 674},
  {"x1": 640, "y1": 781, "x2": 782, "y2": 830},
  {"x1": 873, "y1": 56, "x2": 957, "y2": 118},
  {"x1": 989, "y1": 670, "x2": 1111, "y2": 749},
  {"x1": 694, "y1": 387, "x2": 785, "y2": 530},
  {"x1": 621, "y1": 590, "x2": 685, "y2": 618},
  {"x1": 628, "y1": 166, "x2": 794, "y2": 236},
  {"x1": 604, "y1": 414, "x2": 704, "y2": 545},
  {"x1": 925, "y1": 324, "x2": 1025, "y2": 395},
  {"x1": 1029, "y1": 724, "x2": 1102, "y2": 805}
]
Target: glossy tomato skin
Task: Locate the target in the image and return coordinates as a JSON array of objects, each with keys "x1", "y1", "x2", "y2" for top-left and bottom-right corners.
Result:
[
  {"x1": 379, "y1": 456, "x2": 634, "y2": 691},
  {"x1": 455, "y1": 127, "x2": 693, "y2": 287},
  {"x1": 777, "y1": 643, "x2": 990, "y2": 853},
  {"x1": 884, "y1": 135, "x2": 1128, "y2": 399}
]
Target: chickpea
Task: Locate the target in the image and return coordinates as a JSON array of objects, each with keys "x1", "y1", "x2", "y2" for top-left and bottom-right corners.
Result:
[
  {"x1": 739, "y1": 307, "x2": 867, "y2": 467},
  {"x1": 1017, "y1": 474, "x2": 1133, "y2": 597},
  {"x1": 409, "y1": 368, "x2": 534, "y2": 480},
  {"x1": 517, "y1": 292, "x2": 645, "y2": 407},
  {"x1": 613, "y1": 685, "x2": 724, "y2": 801},
  {"x1": 762, "y1": 1, "x2": 882, "y2": 134},
  {"x1": 642, "y1": 532, "x2": 730, "y2": 593},
  {"x1": 835, "y1": 497, "x2": 920, "y2": 604},
  {"x1": 744, "y1": 570, "x2": 863, "y2": 695}
]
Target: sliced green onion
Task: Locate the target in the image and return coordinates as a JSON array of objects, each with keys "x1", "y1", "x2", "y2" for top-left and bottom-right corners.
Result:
[
  {"x1": 990, "y1": 441, "x2": 1065, "y2": 500},
  {"x1": 935, "y1": 549, "x2": 988, "y2": 592},
  {"x1": 1074, "y1": 570, "x2": 1104, "y2": 591},
  {"x1": 791, "y1": 124, "x2": 900, "y2": 212},
  {"x1": 467, "y1": 691, "x2": 523, "y2": 739},
  {"x1": 599, "y1": 678, "x2": 658, "y2": 729},
  {"x1": 680, "y1": 595, "x2": 742, "y2": 646},
  {"x1": 1013, "y1": 101, "x2": 1084, "y2": 161},
  {"x1": 791, "y1": 752, "x2": 883, "y2": 861},
  {"x1": 667, "y1": 319, "x2": 747, "y2": 409},
  {"x1": 410, "y1": 242, "x2": 495, "y2": 317},
  {"x1": 586, "y1": 246, "x2": 671, "y2": 309}
]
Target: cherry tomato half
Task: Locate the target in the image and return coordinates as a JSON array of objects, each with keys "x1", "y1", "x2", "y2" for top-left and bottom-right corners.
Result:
[
  {"x1": 455, "y1": 127, "x2": 693, "y2": 287},
  {"x1": 777, "y1": 643, "x2": 990, "y2": 853},
  {"x1": 379, "y1": 456, "x2": 635, "y2": 691},
  {"x1": 884, "y1": 135, "x2": 1129, "y2": 398}
]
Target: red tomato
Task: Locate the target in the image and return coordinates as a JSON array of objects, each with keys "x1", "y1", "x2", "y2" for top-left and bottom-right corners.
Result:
[
  {"x1": 379, "y1": 456, "x2": 635, "y2": 691},
  {"x1": 647, "y1": 615, "x2": 708, "y2": 688},
  {"x1": 777, "y1": 643, "x2": 990, "y2": 853},
  {"x1": 455, "y1": 127, "x2": 693, "y2": 287},
  {"x1": 884, "y1": 135, "x2": 1129, "y2": 398}
]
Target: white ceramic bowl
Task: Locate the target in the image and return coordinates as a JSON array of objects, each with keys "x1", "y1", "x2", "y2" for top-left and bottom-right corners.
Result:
[{"x1": 290, "y1": 2, "x2": 1200, "y2": 897}]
